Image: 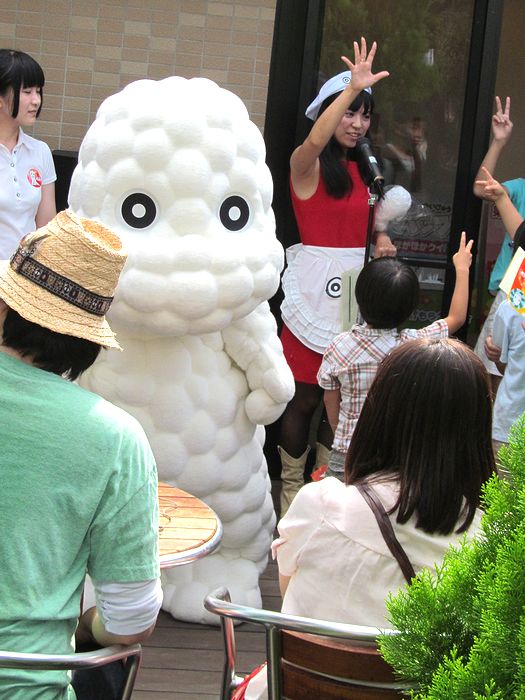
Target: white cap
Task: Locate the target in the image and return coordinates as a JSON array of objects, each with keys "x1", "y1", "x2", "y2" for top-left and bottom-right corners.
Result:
[{"x1": 305, "y1": 71, "x2": 372, "y2": 121}]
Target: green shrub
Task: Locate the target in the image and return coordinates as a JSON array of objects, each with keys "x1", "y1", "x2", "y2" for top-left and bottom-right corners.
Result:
[{"x1": 380, "y1": 415, "x2": 525, "y2": 699}]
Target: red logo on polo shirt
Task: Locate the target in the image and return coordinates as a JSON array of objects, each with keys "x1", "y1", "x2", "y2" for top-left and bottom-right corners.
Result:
[{"x1": 27, "y1": 168, "x2": 43, "y2": 188}]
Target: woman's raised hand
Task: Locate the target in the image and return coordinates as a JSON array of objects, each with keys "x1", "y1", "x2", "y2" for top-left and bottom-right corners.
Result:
[{"x1": 341, "y1": 37, "x2": 389, "y2": 93}]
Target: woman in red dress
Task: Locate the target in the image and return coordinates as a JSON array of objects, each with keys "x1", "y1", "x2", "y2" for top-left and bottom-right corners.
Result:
[{"x1": 278, "y1": 38, "x2": 396, "y2": 515}]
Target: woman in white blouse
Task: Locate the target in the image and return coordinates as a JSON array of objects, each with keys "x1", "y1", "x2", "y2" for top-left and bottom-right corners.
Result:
[
  {"x1": 275, "y1": 337, "x2": 494, "y2": 626},
  {"x1": 244, "y1": 338, "x2": 494, "y2": 699}
]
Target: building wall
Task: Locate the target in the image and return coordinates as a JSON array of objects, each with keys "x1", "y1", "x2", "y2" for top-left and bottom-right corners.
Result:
[{"x1": 0, "y1": 0, "x2": 277, "y2": 152}]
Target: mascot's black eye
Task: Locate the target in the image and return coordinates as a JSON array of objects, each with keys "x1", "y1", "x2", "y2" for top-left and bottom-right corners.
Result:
[
  {"x1": 121, "y1": 193, "x2": 157, "y2": 229},
  {"x1": 219, "y1": 195, "x2": 250, "y2": 232}
]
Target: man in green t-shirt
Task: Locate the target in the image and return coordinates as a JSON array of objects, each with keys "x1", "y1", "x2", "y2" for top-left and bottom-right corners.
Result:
[{"x1": 0, "y1": 210, "x2": 162, "y2": 699}]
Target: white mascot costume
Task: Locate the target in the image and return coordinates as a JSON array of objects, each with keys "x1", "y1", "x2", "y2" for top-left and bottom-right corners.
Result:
[{"x1": 68, "y1": 77, "x2": 295, "y2": 623}]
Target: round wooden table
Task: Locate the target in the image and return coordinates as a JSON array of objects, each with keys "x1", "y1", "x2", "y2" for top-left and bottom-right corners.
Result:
[{"x1": 158, "y1": 482, "x2": 223, "y2": 568}]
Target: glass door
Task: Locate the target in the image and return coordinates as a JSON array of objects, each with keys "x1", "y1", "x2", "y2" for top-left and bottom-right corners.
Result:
[{"x1": 318, "y1": 0, "x2": 477, "y2": 326}]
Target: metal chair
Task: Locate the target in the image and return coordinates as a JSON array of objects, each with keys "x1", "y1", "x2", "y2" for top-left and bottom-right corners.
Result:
[
  {"x1": 0, "y1": 643, "x2": 142, "y2": 700},
  {"x1": 204, "y1": 587, "x2": 413, "y2": 700}
]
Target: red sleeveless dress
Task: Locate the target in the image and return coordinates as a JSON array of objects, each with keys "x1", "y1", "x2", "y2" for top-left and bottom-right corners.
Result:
[{"x1": 281, "y1": 161, "x2": 371, "y2": 384}]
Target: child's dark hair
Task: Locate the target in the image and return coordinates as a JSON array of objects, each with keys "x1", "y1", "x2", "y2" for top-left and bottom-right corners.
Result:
[
  {"x1": 0, "y1": 49, "x2": 45, "y2": 118},
  {"x1": 318, "y1": 90, "x2": 374, "y2": 199},
  {"x1": 355, "y1": 256, "x2": 419, "y2": 329}
]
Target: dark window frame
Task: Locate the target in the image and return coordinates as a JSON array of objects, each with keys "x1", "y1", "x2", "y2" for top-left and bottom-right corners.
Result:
[{"x1": 264, "y1": 0, "x2": 504, "y2": 340}]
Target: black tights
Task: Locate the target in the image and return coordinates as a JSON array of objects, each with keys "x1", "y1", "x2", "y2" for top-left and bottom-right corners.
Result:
[{"x1": 279, "y1": 381, "x2": 333, "y2": 458}]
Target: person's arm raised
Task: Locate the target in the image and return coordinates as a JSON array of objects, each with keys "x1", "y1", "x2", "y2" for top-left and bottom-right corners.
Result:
[
  {"x1": 290, "y1": 38, "x2": 389, "y2": 184},
  {"x1": 473, "y1": 96, "x2": 512, "y2": 199},
  {"x1": 443, "y1": 232, "x2": 473, "y2": 334},
  {"x1": 475, "y1": 166, "x2": 523, "y2": 240}
]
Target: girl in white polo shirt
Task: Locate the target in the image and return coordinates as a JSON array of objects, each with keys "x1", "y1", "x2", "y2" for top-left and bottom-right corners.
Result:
[{"x1": 0, "y1": 49, "x2": 56, "y2": 259}]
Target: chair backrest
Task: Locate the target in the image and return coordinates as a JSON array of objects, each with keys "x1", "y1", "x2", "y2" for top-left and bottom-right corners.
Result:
[
  {"x1": 281, "y1": 630, "x2": 401, "y2": 699},
  {"x1": 0, "y1": 643, "x2": 142, "y2": 700},
  {"x1": 204, "y1": 587, "x2": 412, "y2": 700}
]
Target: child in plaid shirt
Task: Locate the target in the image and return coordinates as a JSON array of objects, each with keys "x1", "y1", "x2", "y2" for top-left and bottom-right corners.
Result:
[{"x1": 317, "y1": 233, "x2": 473, "y2": 479}]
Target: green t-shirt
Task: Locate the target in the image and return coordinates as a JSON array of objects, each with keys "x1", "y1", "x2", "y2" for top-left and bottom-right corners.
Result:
[{"x1": 0, "y1": 352, "x2": 159, "y2": 699}]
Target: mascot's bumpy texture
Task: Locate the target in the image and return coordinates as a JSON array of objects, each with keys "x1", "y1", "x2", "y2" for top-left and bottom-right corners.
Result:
[{"x1": 68, "y1": 77, "x2": 294, "y2": 623}]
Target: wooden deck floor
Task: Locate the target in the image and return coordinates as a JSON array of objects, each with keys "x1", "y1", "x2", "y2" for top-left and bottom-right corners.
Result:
[{"x1": 134, "y1": 483, "x2": 282, "y2": 699}]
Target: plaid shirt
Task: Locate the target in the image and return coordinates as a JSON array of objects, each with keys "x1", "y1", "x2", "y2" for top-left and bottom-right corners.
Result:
[{"x1": 317, "y1": 320, "x2": 448, "y2": 452}]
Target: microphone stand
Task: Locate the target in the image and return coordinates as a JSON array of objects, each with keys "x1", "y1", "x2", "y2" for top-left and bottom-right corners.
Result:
[
  {"x1": 353, "y1": 179, "x2": 384, "y2": 327},
  {"x1": 363, "y1": 179, "x2": 384, "y2": 265}
]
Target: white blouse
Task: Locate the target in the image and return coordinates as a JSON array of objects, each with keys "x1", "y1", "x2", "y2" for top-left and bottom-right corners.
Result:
[{"x1": 272, "y1": 476, "x2": 482, "y2": 628}]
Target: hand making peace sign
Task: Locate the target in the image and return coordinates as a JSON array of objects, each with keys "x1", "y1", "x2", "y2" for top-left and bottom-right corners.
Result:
[{"x1": 492, "y1": 96, "x2": 513, "y2": 143}]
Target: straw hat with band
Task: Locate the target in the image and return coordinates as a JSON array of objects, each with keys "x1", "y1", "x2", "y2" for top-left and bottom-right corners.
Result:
[
  {"x1": 0, "y1": 209, "x2": 127, "y2": 350},
  {"x1": 305, "y1": 71, "x2": 372, "y2": 121}
]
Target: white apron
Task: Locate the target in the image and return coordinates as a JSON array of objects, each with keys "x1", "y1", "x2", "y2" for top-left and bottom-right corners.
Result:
[{"x1": 281, "y1": 244, "x2": 365, "y2": 353}]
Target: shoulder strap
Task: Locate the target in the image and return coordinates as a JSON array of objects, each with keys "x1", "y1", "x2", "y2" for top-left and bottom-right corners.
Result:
[{"x1": 356, "y1": 482, "x2": 416, "y2": 584}]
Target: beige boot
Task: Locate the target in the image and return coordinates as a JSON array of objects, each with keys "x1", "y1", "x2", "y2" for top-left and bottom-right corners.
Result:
[
  {"x1": 315, "y1": 442, "x2": 332, "y2": 470},
  {"x1": 278, "y1": 445, "x2": 310, "y2": 518}
]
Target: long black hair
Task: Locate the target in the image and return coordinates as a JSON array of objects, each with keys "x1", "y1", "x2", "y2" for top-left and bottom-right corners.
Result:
[
  {"x1": 345, "y1": 338, "x2": 495, "y2": 535},
  {"x1": 0, "y1": 49, "x2": 45, "y2": 118},
  {"x1": 317, "y1": 90, "x2": 374, "y2": 199}
]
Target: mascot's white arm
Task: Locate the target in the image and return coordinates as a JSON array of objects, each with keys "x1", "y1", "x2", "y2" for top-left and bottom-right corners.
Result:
[{"x1": 223, "y1": 302, "x2": 295, "y2": 425}]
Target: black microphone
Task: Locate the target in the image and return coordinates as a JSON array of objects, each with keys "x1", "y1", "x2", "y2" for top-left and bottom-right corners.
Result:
[{"x1": 355, "y1": 137, "x2": 384, "y2": 198}]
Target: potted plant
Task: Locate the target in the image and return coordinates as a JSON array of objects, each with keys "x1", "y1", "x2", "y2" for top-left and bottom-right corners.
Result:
[{"x1": 380, "y1": 415, "x2": 525, "y2": 699}]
